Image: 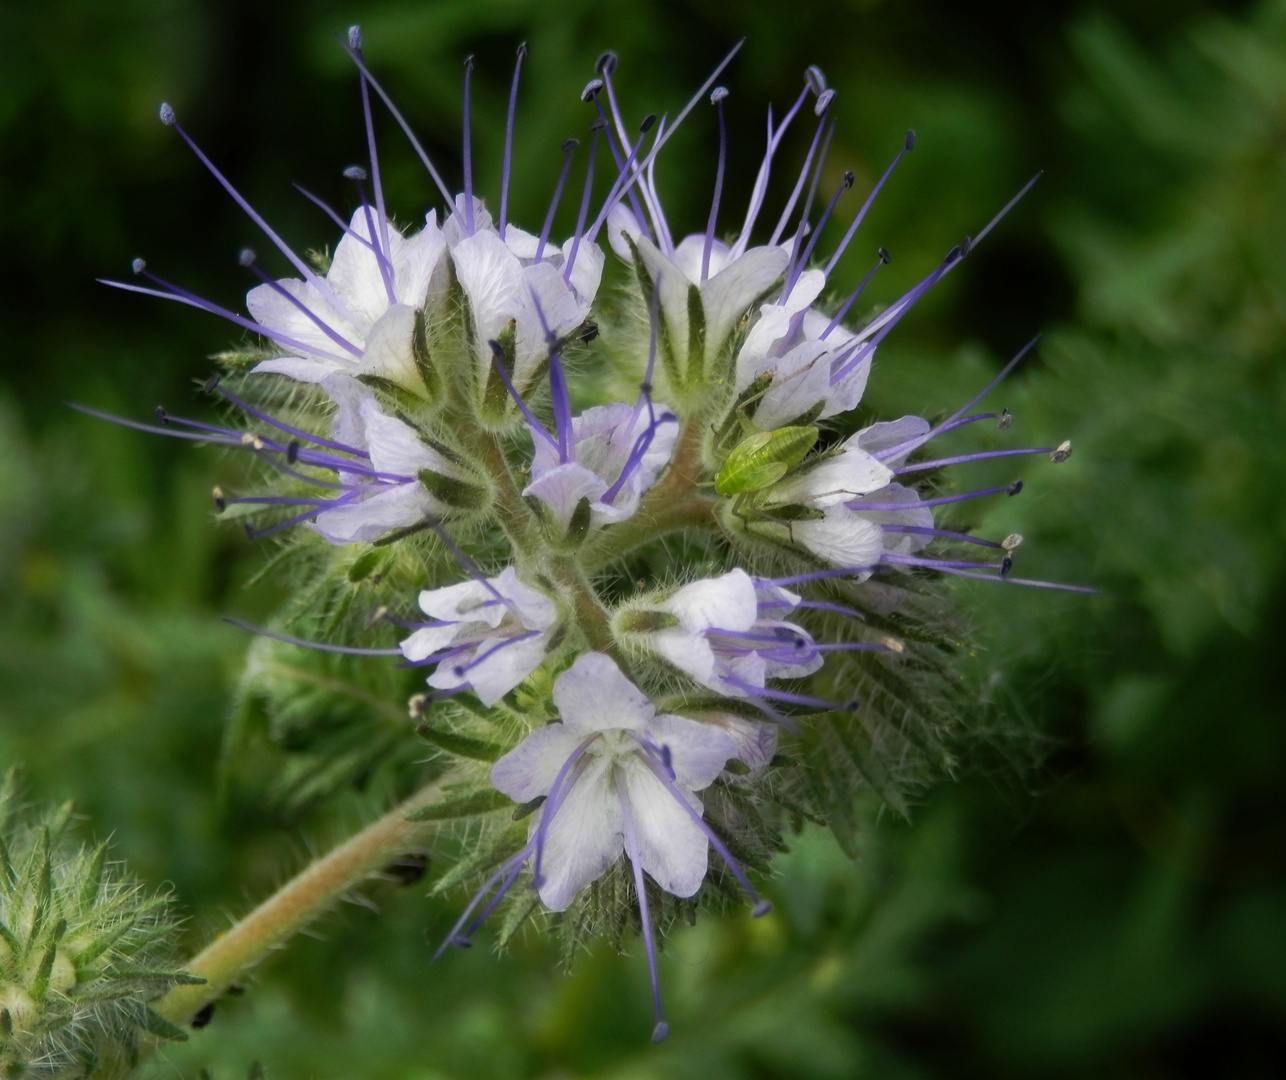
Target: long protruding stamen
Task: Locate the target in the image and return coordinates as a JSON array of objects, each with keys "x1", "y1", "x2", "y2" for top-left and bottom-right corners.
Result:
[
  {"x1": 349, "y1": 28, "x2": 398, "y2": 305},
  {"x1": 211, "y1": 385, "x2": 368, "y2": 456},
  {"x1": 895, "y1": 445, "x2": 1055, "y2": 475},
  {"x1": 535, "y1": 139, "x2": 578, "y2": 265},
  {"x1": 973, "y1": 171, "x2": 1042, "y2": 247},
  {"x1": 593, "y1": 59, "x2": 655, "y2": 244},
  {"x1": 820, "y1": 249, "x2": 889, "y2": 340},
  {"x1": 875, "y1": 337, "x2": 1040, "y2": 462},
  {"x1": 530, "y1": 735, "x2": 601, "y2": 887},
  {"x1": 593, "y1": 40, "x2": 746, "y2": 234},
  {"x1": 780, "y1": 116, "x2": 835, "y2": 301},
  {"x1": 103, "y1": 265, "x2": 353, "y2": 366},
  {"x1": 635, "y1": 282, "x2": 661, "y2": 413},
  {"x1": 768, "y1": 90, "x2": 834, "y2": 247},
  {"x1": 345, "y1": 167, "x2": 398, "y2": 305},
  {"x1": 528, "y1": 290, "x2": 575, "y2": 463},
  {"x1": 823, "y1": 130, "x2": 915, "y2": 277},
  {"x1": 488, "y1": 341, "x2": 558, "y2": 448},
  {"x1": 223, "y1": 618, "x2": 403, "y2": 656},
  {"x1": 643, "y1": 115, "x2": 675, "y2": 254},
  {"x1": 701, "y1": 87, "x2": 729, "y2": 283},
  {"x1": 847, "y1": 480, "x2": 1023, "y2": 514},
  {"x1": 881, "y1": 524, "x2": 1005, "y2": 549},
  {"x1": 338, "y1": 38, "x2": 453, "y2": 205},
  {"x1": 586, "y1": 113, "x2": 657, "y2": 243},
  {"x1": 731, "y1": 84, "x2": 810, "y2": 258},
  {"x1": 499, "y1": 43, "x2": 527, "y2": 241},
  {"x1": 157, "y1": 103, "x2": 359, "y2": 329},
  {"x1": 616, "y1": 770, "x2": 668, "y2": 1043},
  {"x1": 601, "y1": 408, "x2": 677, "y2": 505},
  {"x1": 432, "y1": 841, "x2": 535, "y2": 961},
  {"x1": 564, "y1": 122, "x2": 601, "y2": 284},
  {"x1": 634, "y1": 743, "x2": 772, "y2": 919},
  {"x1": 462, "y1": 55, "x2": 476, "y2": 235},
  {"x1": 238, "y1": 249, "x2": 363, "y2": 357},
  {"x1": 783, "y1": 165, "x2": 852, "y2": 297}
]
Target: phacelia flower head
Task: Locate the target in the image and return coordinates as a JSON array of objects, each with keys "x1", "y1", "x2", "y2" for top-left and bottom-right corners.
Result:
[{"x1": 86, "y1": 29, "x2": 1094, "y2": 1046}]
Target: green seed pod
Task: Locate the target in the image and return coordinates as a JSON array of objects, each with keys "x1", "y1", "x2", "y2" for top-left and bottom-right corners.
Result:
[{"x1": 0, "y1": 774, "x2": 196, "y2": 1079}]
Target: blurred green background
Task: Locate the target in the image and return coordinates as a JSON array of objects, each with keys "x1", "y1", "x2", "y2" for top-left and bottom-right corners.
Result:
[{"x1": 3, "y1": 0, "x2": 1285, "y2": 1076}]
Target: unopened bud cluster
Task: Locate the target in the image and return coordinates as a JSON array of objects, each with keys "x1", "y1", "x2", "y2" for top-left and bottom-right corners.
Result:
[
  {"x1": 0, "y1": 777, "x2": 196, "y2": 1078},
  {"x1": 92, "y1": 33, "x2": 1085, "y2": 1041}
]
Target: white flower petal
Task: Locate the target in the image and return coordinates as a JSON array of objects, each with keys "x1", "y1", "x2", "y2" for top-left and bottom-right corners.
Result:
[
  {"x1": 772, "y1": 446, "x2": 894, "y2": 509},
  {"x1": 663, "y1": 569, "x2": 758, "y2": 633},
  {"x1": 251, "y1": 356, "x2": 348, "y2": 383},
  {"x1": 705, "y1": 713, "x2": 778, "y2": 774},
  {"x1": 450, "y1": 230, "x2": 526, "y2": 356},
  {"x1": 398, "y1": 623, "x2": 462, "y2": 663},
  {"x1": 701, "y1": 245, "x2": 790, "y2": 359},
  {"x1": 391, "y1": 216, "x2": 446, "y2": 309},
  {"x1": 418, "y1": 578, "x2": 508, "y2": 628},
  {"x1": 490, "y1": 723, "x2": 588, "y2": 803},
  {"x1": 793, "y1": 505, "x2": 885, "y2": 574},
  {"x1": 492, "y1": 567, "x2": 560, "y2": 632},
  {"x1": 358, "y1": 303, "x2": 421, "y2": 390},
  {"x1": 246, "y1": 278, "x2": 359, "y2": 359},
  {"x1": 522, "y1": 462, "x2": 609, "y2": 532},
  {"x1": 327, "y1": 209, "x2": 402, "y2": 330},
  {"x1": 356, "y1": 397, "x2": 444, "y2": 479},
  {"x1": 854, "y1": 416, "x2": 932, "y2": 465},
  {"x1": 651, "y1": 629, "x2": 717, "y2": 684},
  {"x1": 460, "y1": 630, "x2": 550, "y2": 706},
  {"x1": 311, "y1": 483, "x2": 433, "y2": 545},
  {"x1": 534, "y1": 758, "x2": 623, "y2": 911},
  {"x1": 644, "y1": 713, "x2": 737, "y2": 790},
  {"x1": 854, "y1": 483, "x2": 935, "y2": 554},
  {"x1": 553, "y1": 652, "x2": 655, "y2": 734},
  {"x1": 622, "y1": 766, "x2": 709, "y2": 898},
  {"x1": 606, "y1": 203, "x2": 643, "y2": 262}
]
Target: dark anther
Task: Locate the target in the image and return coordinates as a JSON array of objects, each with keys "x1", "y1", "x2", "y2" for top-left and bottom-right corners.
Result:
[
  {"x1": 155, "y1": 406, "x2": 169, "y2": 424},
  {"x1": 640, "y1": 113, "x2": 657, "y2": 134},
  {"x1": 710, "y1": 86, "x2": 729, "y2": 105},
  {"x1": 158, "y1": 103, "x2": 175, "y2": 126},
  {"x1": 579, "y1": 319, "x2": 600, "y2": 343},
  {"x1": 407, "y1": 693, "x2": 429, "y2": 719},
  {"x1": 752, "y1": 900, "x2": 773, "y2": 918},
  {"x1": 1007, "y1": 479, "x2": 1024, "y2": 496},
  {"x1": 959, "y1": 235, "x2": 973, "y2": 258},
  {"x1": 516, "y1": 41, "x2": 529, "y2": 59},
  {"x1": 212, "y1": 487, "x2": 226, "y2": 513},
  {"x1": 452, "y1": 665, "x2": 467, "y2": 677},
  {"x1": 454, "y1": 937, "x2": 473, "y2": 950},
  {"x1": 384, "y1": 853, "x2": 429, "y2": 886},
  {"x1": 342, "y1": 165, "x2": 368, "y2": 181},
  {"x1": 190, "y1": 1003, "x2": 215, "y2": 1029},
  {"x1": 945, "y1": 245, "x2": 962, "y2": 263},
  {"x1": 845, "y1": 698, "x2": 861, "y2": 711},
  {"x1": 842, "y1": 170, "x2": 855, "y2": 188},
  {"x1": 878, "y1": 247, "x2": 891, "y2": 265},
  {"x1": 814, "y1": 88, "x2": 836, "y2": 116},
  {"x1": 580, "y1": 79, "x2": 604, "y2": 103},
  {"x1": 463, "y1": 54, "x2": 475, "y2": 72},
  {"x1": 589, "y1": 117, "x2": 608, "y2": 133},
  {"x1": 202, "y1": 373, "x2": 221, "y2": 394},
  {"x1": 238, "y1": 248, "x2": 255, "y2": 267},
  {"x1": 660, "y1": 745, "x2": 673, "y2": 772},
  {"x1": 595, "y1": 50, "x2": 618, "y2": 76},
  {"x1": 999, "y1": 556, "x2": 1013, "y2": 578},
  {"x1": 226, "y1": 984, "x2": 246, "y2": 997},
  {"x1": 287, "y1": 440, "x2": 301, "y2": 464},
  {"x1": 805, "y1": 65, "x2": 827, "y2": 95},
  {"x1": 905, "y1": 129, "x2": 916, "y2": 151},
  {"x1": 561, "y1": 137, "x2": 580, "y2": 154},
  {"x1": 131, "y1": 258, "x2": 146, "y2": 275},
  {"x1": 639, "y1": 381, "x2": 653, "y2": 395},
  {"x1": 487, "y1": 339, "x2": 506, "y2": 359},
  {"x1": 997, "y1": 407, "x2": 1013, "y2": 430},
  {"x1": 347, "y1": 25, "x2": 362, "y2": 49}
]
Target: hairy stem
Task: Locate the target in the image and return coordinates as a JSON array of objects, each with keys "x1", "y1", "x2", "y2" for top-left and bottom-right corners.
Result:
[{"x1": 154, "y1": 779, "x2": 447, "y2": 1026}]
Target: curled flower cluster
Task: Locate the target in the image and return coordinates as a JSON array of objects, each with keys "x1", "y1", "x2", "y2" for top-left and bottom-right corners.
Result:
[{"x1": 90, "y1": 31, "x2": 1087, "y2": 1041}]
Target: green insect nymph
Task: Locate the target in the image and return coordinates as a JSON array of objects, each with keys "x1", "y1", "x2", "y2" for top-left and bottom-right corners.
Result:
[{"x1": 714, "y1": 426, "x2": 820, "y2": 497}]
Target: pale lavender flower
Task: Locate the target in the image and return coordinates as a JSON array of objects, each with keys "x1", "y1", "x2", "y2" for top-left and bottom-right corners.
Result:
[
  {"x1": 399, "y1": 567, "x2": 559, "y2": 706},
  {"x1": 439, "y1": 652, "x2": 771, "y2": 1041}
]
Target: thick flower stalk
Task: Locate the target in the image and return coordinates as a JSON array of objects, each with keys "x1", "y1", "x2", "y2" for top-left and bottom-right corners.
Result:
[{"x1": 88, "y1": 31, "x2": 1091, "y2": 1043}]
